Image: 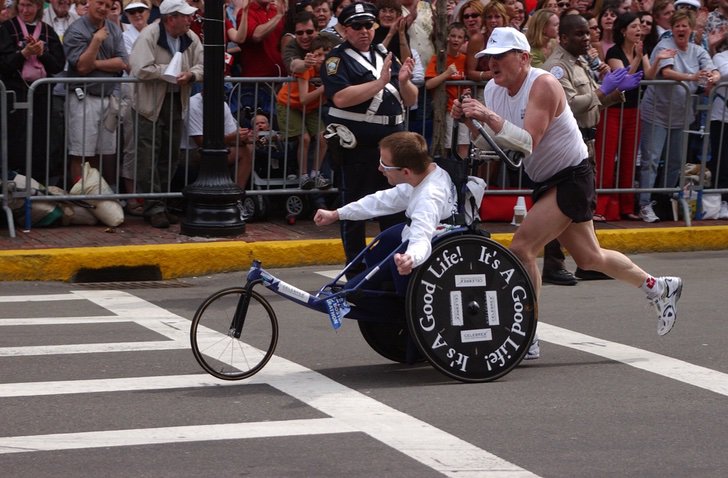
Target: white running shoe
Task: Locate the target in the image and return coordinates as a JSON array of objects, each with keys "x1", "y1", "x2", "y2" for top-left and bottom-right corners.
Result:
[
  {"x1": 640, "y1": 202, "x2": 660, "y2": 223},
  {"x1": 651, "y1": 276, "x2": 683, "y2": 336},
  {"x1": 524, "y1": 338, "x2": 540, "y2": 360},
  {"x1": 719, "y1": 201, "x2": 728, "y2": 220}
]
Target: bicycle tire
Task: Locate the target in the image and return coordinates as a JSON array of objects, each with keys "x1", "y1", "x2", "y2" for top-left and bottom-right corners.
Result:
[
  {"x1": 406, "y1": 234, "x2": 537, "y2": 383},
  {"x1": 190, "y1": 287, "x2": 279, "y2": 380}
]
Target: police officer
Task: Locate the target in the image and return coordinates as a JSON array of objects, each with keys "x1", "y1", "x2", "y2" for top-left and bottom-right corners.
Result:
[
  {"x1": 321, "y1": 1, "x2": 418, "y2": 269},
  {"x1": 541, "y1": 14, "x2": 641, "y2": 283}
]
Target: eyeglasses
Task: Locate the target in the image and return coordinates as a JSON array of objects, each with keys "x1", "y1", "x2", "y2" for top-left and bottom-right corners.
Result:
[
  {"x1": 379, "y1": 158, "x2": 402, "y2": 171},
  {"x1": 126, "y1": 8, "x2": 147, "y2": 14},
  {"x1": 462, "y1": 13, "x2": 480, "y2": 19},
  {"x1": 348, "y1": 21, "x2": 375, "y2": 30},
  {"x1": 295, "y1": 29, "x2": 315, "y2": 36}
]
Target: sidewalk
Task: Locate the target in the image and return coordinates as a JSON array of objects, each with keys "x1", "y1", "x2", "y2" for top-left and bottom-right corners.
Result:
[{"x1": 1, "y1": 214, "x2": 727, "y2": 281}]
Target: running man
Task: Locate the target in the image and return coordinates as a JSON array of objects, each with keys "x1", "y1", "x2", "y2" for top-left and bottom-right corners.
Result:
[{"x1": 451, "y1": 27, "x2": 682, "y2": 358}]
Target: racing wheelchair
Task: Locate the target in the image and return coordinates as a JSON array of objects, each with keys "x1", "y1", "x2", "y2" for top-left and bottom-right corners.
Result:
[{"x1": 190, "y1": 123, "x2": 537, "y2": 383}]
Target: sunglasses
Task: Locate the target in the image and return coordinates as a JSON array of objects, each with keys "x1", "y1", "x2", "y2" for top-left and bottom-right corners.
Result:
[
  {"x1": 557, "y1": 1, "x2": 570, "y2": 7},
  {"x1": 295, "y1": 29, "x2": 315, "y2": 36},
  {"x1": 641, "y1": 19, "x2": 653, "y2": 25},
  {"x1": 462, "y1": 13, "x2": 480, "y2": 19},
  {"x1": 379, "y1": 158, "x2": 402, "y2": 171},
  {"x1": 126, "y1": 7, "x2": 147, "y2": 14},
  {"x1": 348, "y1": 21, "x2": 375, "y2": 30}
]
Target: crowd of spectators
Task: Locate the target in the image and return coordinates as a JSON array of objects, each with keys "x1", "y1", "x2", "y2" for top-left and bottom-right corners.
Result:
[{"x1": 1, "y1": 0, "x2": 728, "y2": 228}]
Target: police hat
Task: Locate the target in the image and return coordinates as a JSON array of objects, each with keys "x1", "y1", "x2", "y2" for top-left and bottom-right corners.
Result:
[{"x1": 339, "y1": 2, "x2": 378, "y2": 26}]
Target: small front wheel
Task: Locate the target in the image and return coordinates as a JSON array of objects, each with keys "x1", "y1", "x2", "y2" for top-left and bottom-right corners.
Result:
[{"x1": 190, "y1": 287, "x2": 279, "y2": 380}]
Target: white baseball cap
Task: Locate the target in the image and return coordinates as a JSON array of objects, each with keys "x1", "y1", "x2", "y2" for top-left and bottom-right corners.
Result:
[
  {"x1": 159, "y1": 0, "x2": 197, "y2": 15},
  {"x1": 475, "y1": 27, "x2": 531, "y2": 58},
  {"x1": 674, "y1": 0, "x2": 700, "y2": 8}
]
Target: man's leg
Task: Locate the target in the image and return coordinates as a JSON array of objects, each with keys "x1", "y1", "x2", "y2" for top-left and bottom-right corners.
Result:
[
  {"x1": 230, "y1": 144, "x2": 253, "y2": 189},
  {"x1": 638, "y1": 121, "x2": 666, "y2": 220},
  {"x1": 509, "y1": 188, "x2": 573, "y2": 301},
  {"x1": 558, "y1": 219, "x2": 683, "y2": 336},
  {"x1": 134, "y1": 111, "x2": 168, "y2": 226},
  {"x1": 510, "y1": 189, "x2": 573, "y2": 360}
]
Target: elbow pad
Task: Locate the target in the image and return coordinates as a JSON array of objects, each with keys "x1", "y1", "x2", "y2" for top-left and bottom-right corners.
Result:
[{"x1": 472, "y1": 120, "x2": 533, "y2": 156}]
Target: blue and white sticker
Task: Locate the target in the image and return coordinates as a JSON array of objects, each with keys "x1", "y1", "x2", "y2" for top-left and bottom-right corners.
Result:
[{"x1": 549, "y1": 65, "x2": 564, "y2": 80}]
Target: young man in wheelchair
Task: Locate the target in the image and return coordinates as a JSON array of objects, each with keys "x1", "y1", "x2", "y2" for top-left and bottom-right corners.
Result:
[{"x1": 314, "y1": 131, "x2": 458, "y2": 295}]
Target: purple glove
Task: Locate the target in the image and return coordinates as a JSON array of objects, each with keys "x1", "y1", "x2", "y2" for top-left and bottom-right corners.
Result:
[
  {"x1": 598, "y1": 67, "x2": 628, "y2": 95},
  {"x1": 617, "y1": 70, "x2": 644, "y2": 92}
]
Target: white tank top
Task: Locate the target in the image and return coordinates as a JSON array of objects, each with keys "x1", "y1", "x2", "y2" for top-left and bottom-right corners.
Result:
[{"x1": 483, "y1": 68, "x2": 587, "y2": 183}]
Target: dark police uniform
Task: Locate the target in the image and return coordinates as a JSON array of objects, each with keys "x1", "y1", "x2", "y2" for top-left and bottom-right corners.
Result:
[{"x1": 322, "y1": 3, "x2": 409, "y2": 265}]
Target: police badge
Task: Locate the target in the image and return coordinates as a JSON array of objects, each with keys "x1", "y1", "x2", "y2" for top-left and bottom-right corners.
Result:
[{"x1": 326, "y1": 57, "x2": 340, "y2": 75}]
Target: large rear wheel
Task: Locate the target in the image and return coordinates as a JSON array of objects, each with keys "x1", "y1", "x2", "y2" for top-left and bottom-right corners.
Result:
[{"x1": 406, "y1": 234, "x2": 537, "y2": 383}]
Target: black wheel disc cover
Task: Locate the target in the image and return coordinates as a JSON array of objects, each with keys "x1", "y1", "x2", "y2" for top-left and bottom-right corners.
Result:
[{"x1": 406, "y1": 234, "x2": 537, "y2": 382}]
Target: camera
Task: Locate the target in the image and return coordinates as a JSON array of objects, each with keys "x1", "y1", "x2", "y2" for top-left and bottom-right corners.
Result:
[{"x1": 74, "y1": 87, "x2": 85, "y2": 101}]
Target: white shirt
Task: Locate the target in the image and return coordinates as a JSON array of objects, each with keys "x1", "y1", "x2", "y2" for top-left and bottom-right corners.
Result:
[
  {"x1": 181, "y1": 93, "x2": 239, "y2": 149},
  {"x1": 42, "y1": 7, "x2": 79, "y2": 42},
  {"x1": 122, "y1": 25, "x2": 144, "y2": 55},
  {"x1": 483, "y1": 67, "x2": 586, "y2": 182},
  {"x1": 337, "y1": 166, "x2": 457, "y2": 268}
]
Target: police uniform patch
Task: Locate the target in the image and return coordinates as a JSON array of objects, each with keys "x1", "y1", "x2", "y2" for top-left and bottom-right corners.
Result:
[
  {"x1": 549, "y1": 66, "x2": 564, "y2": 80},
  {"x1": 326, "y1": 57, "x2": 340, "y2": 75}
]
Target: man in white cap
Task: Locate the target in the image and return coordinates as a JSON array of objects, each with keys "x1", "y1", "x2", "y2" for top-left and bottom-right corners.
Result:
[
  {"x1": 452, "y1": 27, "x2": 683, "y2": 359},
  {"x1": 129, "y1": 0, "x2": 203, "y2": 228}
]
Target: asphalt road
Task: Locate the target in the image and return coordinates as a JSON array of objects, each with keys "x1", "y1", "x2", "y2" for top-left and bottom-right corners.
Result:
[{"x1": 0, "y1": 250, "x2": 726, "y2": 477}]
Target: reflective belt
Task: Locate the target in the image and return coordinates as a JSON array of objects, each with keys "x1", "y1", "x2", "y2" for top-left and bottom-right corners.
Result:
[{"x1": 328, "y1": 107, "x2": 404, "y2": 126}]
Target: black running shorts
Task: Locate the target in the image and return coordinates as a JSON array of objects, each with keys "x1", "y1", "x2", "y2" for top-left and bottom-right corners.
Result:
[{"x1": 531, "y1": 159, "x2": 595, "y2": 223}]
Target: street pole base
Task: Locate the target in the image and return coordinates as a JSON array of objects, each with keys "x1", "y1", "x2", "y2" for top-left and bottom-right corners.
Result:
[{"x1": 180, "y1": 186, "x2": 246, "y2": 238}]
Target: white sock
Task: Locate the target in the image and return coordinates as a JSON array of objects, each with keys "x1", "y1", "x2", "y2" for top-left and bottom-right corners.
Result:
[{"x1": 641, "y1": 276, "x2": 663, "y2": 299}]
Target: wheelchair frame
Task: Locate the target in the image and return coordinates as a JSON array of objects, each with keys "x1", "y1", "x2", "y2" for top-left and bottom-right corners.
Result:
[{"x1": 189, "y1": 123, "x2": 537, "y2": 383}]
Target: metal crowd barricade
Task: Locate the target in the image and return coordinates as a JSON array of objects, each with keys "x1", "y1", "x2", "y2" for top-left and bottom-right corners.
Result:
[
  {"x1": 1, "y1": 80, "x2": 14, "y2": 238},
  {"x1": 606, "y1": 79, "x2": 694, "y2": 225},
  {"x1": 6, "y1": 74, "x2": 721, "y2": 233},
  {"x1": 17, "y1": 75, "x2": 344, "y2": 231}
]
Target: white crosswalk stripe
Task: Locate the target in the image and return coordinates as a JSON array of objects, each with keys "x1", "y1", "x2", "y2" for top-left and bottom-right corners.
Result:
[
  {"x1": 0, "y1": 290, "x2": 538, "y2": 478},
  {"x1": 3, "y1": 287, "x2": 727, "y2": 475}
]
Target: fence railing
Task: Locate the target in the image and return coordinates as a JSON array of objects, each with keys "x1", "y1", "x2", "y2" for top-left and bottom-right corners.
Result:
[
  {"x1": 1, "y1": 76, "x2": 726, "y2": 236},
  {"x1": 0, "y1": 81, "x2": 13, "y2": 237}
]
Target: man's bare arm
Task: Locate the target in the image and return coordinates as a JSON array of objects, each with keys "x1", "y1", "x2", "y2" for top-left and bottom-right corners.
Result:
[{"x1": 523, "y1": 74, "x2": 563, "y2": 150}]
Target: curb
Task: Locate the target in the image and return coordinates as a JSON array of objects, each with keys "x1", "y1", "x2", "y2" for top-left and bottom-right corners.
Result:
[{"x1": 1, "y1": 226, "x2": 727, "y2": 282}]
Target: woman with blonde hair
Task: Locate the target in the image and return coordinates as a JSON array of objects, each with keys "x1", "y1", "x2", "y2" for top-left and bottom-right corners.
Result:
[
  {"x1": 457, "y1": 0, "x2": 484, "y2": 53},
  {"x1": 525, "y1": 8, "x2": 559, "y2": 68},
  {"x1": 466, "y1": 1, "x2": 509, "y2": 82}
]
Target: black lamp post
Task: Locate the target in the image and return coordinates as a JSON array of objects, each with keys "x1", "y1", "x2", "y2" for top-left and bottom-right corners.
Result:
[{"x1": 181, "y1": 0, "x2": 246, "y2": 237}]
